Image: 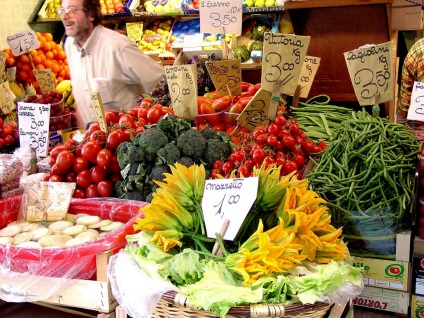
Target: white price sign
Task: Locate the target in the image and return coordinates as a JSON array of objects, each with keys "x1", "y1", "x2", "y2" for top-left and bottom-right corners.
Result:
[
  {"x1": 202, "y1": 176, "x2": 258, "y2": 240},
  {"x1": 199, "y1": 0, "x2": 242, "y2": 35},
  {"x1": 7, "y1": 29, "x2": 40, "y2": 56},
  {"x1": 18, "y1": 102, "x2": 50, "y2": 157},
  {"x1": 407, "y1": 81, "x2": 424, "y2": 121}
]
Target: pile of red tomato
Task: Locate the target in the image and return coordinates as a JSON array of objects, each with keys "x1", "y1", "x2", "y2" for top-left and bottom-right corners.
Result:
[
  {"x1": 45, "y1": 101, "x2": 172, "y2": 198},
  {"x1": 0, "y1": 118, "x2": 19, "y2": 152},
  {"x1": 211, "y1": 115, "x2": 327, "y2": 179}
]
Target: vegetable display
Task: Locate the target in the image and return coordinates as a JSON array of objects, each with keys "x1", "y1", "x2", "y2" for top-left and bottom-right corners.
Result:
[
  {"x1": 307, "y1": 110, "x2": 421, "y2": 259},
  {"x1": 122, "y1": 162, "x2": 362, "y2": 317}
]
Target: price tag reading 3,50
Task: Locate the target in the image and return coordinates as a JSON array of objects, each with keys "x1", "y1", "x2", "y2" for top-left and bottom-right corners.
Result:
[
  {"x1": 202, "y1": 177, "x2": 258, "y2": 240},
  {"x1": 262, "y1": 33, "x2": 310, "y2": 96},
  {"x1": 164, "y1": 64, "x2": 198, "y2": 118},
  {"x1": 199, "y1": 0, "x2": 242, "y2": 35},
  {"x1": 205, "y1": 59, "x2": 242, "y2": 97},
  {"x1": 344, "y1": 42, "x2": 393, "y2": 106},
  {"x1": 7, "y1": 29, "x2": 40, "y2": 56},
  {"x1": 18, "y1": 101, "x2": 50, "y2": 157}
]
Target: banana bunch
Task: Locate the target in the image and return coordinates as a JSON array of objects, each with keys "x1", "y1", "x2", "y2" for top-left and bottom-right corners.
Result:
[{"x1": 55, "y1": 80, "x2": 76, "y2": 109}]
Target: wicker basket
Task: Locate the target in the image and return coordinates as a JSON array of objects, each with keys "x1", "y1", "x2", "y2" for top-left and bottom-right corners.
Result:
[{"x1": 152, "y1": 291, "x2": 331, "y2": 318}]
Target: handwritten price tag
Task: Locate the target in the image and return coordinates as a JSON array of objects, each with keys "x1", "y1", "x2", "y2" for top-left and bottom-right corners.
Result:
[
  {"x1": 297, "y1": 56, "x2": 320, "y2": 99},
  {"x1": 126, "y1": 22, "x2": 144, "y2": 43},
  {"x1": 33, "y1": 69, "x2": 55, "y2": 94},
  {"x1": 407, "y1": 81, "x2": 424, "y2": 121},
  {"x1": 164, "y1": 64, "x2": 198, "y2": 118},
  {"x1": 344, "y1": 42, "x2": 393, "y2": 106},
  {"x1": 199, "y1": 0, "x2": 242, "y2": 35},
  {"x1": 89, "y1": 92, "x2": 108, "y2": 134},
  {"x1": 236, "y1": 89, "x2": 271, "y2": 131},
  {"x1": 202, "y1": 176, "x2": 258, "y2": 240},
  {"x1": 5, "y1": 67, "x2": 16, "y2": 82},
  {"x1": 262, "y1": 33, "x2": 310, "y2": 96},
  {"x1": 7, "y1": 29, "x2": 40, "y2": 56},
  {"x1": 18, "y1": 101, "x2": 50, "y2": 157},
  {"x1": 205, "y1": 59, "x2": 242, "y2": 96},
  {"x1": 0, "y1": 82, "x2": 17, "y2": 115},
  {"x1": 0, "y1": 52, "x2": 6, "y2": 74}
]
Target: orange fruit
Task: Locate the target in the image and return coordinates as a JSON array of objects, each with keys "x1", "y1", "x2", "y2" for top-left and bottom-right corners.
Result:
[
  {"x1": 44, "y1": 33, "x2": 53, "y2": 42},
  {"x1": 30, "y1": 50, "x2": 38, "y2": 57},
  {"x1": 52, "y1": 48, "x2": 58, "y2": 58},
  {"x1": 21, "y1": 63, "x2": 32, "y2": 72},
  {"x1": 19, "y1": 54, "x2": 30, "y2": 64},
  {"x1": 32, "y1": 56, "x2": 42, "y2": 65},
  {"x1": 38, "y1": 35, "x2": 46, "y2": 44},
  {"x1": 6, "y1": 57, "x2": 16, "y2": 67},
  {"x1": 39, "y1": 54, "x2": 46, "y2": 63},
  {"x1": 57, "y1": 50, "x2": 66, "y2": 60},
  {"x1": 42, "y1": 42, "x2": 52, "y2": 52},
  {"x1": 58, "y1": 69, "x2": 66, "y2": 78},
  {"x1": 45, "y1": 51, "x2": 54, "y2": 60},
  {"x1": 35, "y1": 64, "x2": 45, "y2": 70},
  {"x1": 43, "y1": 59, "x2": 52, "y2": 69},
  {"x1": 16, "y1": 61, "x2": 23, "y2": 69},
  {"x1": 51, "y1": 62, "x2": 60, "y2": 73},
  {"x1": 17, "y1": 70, "x2": 28, "y2": 82}
]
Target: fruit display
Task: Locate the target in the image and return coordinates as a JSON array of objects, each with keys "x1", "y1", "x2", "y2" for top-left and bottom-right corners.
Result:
[
  {"x1": 1, "y1": 32, "x2": 70, "y2": 95},
  {"x1": 43, "y1": 0, "x2": 61, "y2": 19},
  {"x1": 0, "y1": 119, "x2": 19, "y2": 153},
  {"x1": 138, "y1": 0, "x2": 182, "y2": 14},
  {"x1": 100, "y1": 0, "x2": 126, "y2": 15},
  {"x1": 138, "y1": 19, "x2": 173, "y2": 53},
  {"x1": 55, "y1": 80, "x2": 76, "y2": 110}
]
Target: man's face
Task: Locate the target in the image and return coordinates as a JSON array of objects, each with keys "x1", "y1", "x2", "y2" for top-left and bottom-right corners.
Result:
[{"x1": 60, "y1": 0, "x2": 93, "y2": 43}]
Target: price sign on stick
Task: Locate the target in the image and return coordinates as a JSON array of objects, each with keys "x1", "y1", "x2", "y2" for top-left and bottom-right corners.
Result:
[
  {"x1": 262, "y1": 33, "x2": 310, "y2": 95},
  {"x1": 205, "y1": 59, "x2": 242, "y2": 96},
  {"x1": 18, "y1": 101, "x2": 50, "y2": 157},
  {"x1": 7, "y1": 30, "x2": 40, "y2": 56},
  {"x1": 0, "y1": 82, "x2": 16, "y2": 115},
  {"x1": 297, "y1": 56, "x2": 320, "y2": 99},
  {"x1": 199, "y1": 0, "x2": 242, "y2": 35},
  {"x1": 0, "y1": 52, "x2": 6, "y2": 74},
  {"x1": 89, "y1": 91, "x2": 108, "y2": 134},
  {"x1": 202, "y1": 176, "x2": 258, "y2": 240},
  {"x1": 126, "y1": 22, "x2": 144, "y2": 43},
  {"x1": 5, "y1": 67, "x2": 16, "y2": 82},
  {"x1": 407, "y1": 81, "x2": 424, "y2": 121},
  {"x1": 33, "y1": 69, "x2": 55, "y2": 94},
  {"x1": 164, "y1": 64, "x2": 198, "y2": 118},
  {"x1": 344, "y1": 42, "x2": 393, "y2": 106},
  {"x1": 236, "y1": 88, "x2": 271, "y2": 131}
]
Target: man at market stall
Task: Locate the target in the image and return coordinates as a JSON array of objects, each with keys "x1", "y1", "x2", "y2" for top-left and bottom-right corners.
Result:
[
  {"x1": 57, "y1": 0, "x2": 165, "y2": 127},
  {"x1": 397, "y1": 37, "x2": 424, "y2": 128}
]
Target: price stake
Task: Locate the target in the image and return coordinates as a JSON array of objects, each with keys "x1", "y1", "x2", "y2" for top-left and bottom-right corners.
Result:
[
  {"x1": 202, "y1": 176, "x2": 258, "y2": 240},
  {"x1": 262, "y1": 33, "x2": 310, "y2": 95},
  {"x1": 164, "y1": 64, "x2": 198, "y2": 118},
  {"x1": 126, "y1": 22, "x2": 144, "y2": 43},
  {"x1": 89, "y1": 91, "x2": 108, "y2": 134},
  {"x1": 236, "y1": 88, "x2": 271, "y2": 131},
  {"x1": 0, "y1": 81, "x2": 16, "y2": 115},
  {"x1": 344, "y1": 42, "x2": 393, "y2": 106},
  {"x1": 18, "y1": 101, "x2": 50, "y2": 157},
  {"x1": 33, "y1": 69, "x2": 55, "y2": 94},
  {"x1": 0, "y1": 51, "x2": 6, "y2": 74},
  {"x1": 5, "y1": 67, "x2": 16, "y2": 82},
  {"x1": 205, "y1": 59, "x2": 242, "y2": 96},
  {"x1": 297, "y1": 55, "x2": 320, "y2": 98},
  {"x1": 7, "y1": 29, "x2": 40, "y2": 56},
  {"x1": 199, "y1": 0, "x2": 242, "y2": 35},
  {"x1": 407, "y1": 81, "x2": 424, "y2": 121}
]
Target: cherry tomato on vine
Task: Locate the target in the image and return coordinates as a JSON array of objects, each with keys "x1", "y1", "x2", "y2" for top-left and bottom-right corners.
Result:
[
  {"x1": 55, "y1": 150, "x2": 75, "y2": 175},
  {"x1": 72, "y1": 157, "x2": 89, "y2": 173},
  {"x1": 107, "y1": 129, "x2": 126, "y2": 150},
  {"x1": 90, "y1": 130, "x2": 107, "y2": 146},
  {"x1": 91, "y1": 165, "x2": 107, "y2": 184},
  {"x1": 97, "y1": 180, "x2": 113, "y2": 197},
  {"x1": 81, "y1": 141, "x2": 101, "y2": 164},
  {"x1": 97, "y1": 148, "x2": 113, "y2": 169},
  {"x1": 86, "y1": 184, "x2": 100, "y2": 198},
  {"x1": 76, "y1": 170, "x2": 92, "y2": 188},
  {"x1": 105, "y1": 110, "x2": 120, "y2": 124}
]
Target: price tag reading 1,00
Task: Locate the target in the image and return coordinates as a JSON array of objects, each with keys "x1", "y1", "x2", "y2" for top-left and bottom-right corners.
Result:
[
  {"x1": 199, "y1": 0, "x2": 242, "y2": 35},
  {"x1": 201, "y1": 176, "x2": 258, "y2": 240},
  {"x1": 17, "y1": 101, "x2": 50, "y2": 157}
]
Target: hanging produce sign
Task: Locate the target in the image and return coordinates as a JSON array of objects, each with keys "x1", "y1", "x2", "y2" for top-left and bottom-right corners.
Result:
[
  {"x1": 126, "y1": 22, "x2": 144, "y2": 43},
  {"x1": 407, "y1": 81, "x2": 424, "y2": 121},
  {"x1": 235, "y1": 88, "x2": 271, "y2": 131},
  {"x1": 202, "y1": 176, "x2": 258, "y2": 240},
  {"x1": 205, "y1": 59, "x2": 242, "y2": 96},
  {"x1": 0, "y1": 81, "x2": 16, "y2": 115},
  {"x1": 33, "y1": 69, "x2": 55, "y2": 94},
  {"x1": 6, "y1": 29, "x2": 40, "y2": 56},
  {"x1": 344, "y1": 41, "x2": 393, "y2": 106},
  {"x1": 164, "y1": 64, "x2": 198, "y2": 118},
  {"x1": 298, "y1": 55, "x2": 320, "y2": 99},
  {"x1": 0, "y1": 51, "x2": 6, "y2": 74},
  {"x1": 261, "y1": 33, "x2": 310, "y2": 95},
  {"x1": 89, "y1": 91, "x2": 108, "y2": 134},
  {"x1": 17, "y1": 101, "x2": 49, "y2": 157},
  {"x1": 199, "y1": 0, "x2": 242, "y2": 35}
]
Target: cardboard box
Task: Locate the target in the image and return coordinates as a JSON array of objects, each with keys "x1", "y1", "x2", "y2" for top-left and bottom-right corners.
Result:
[
  {"x1": 392, "y1": 5, "x2": 424, "y2": 30},
  {"x1": 352, "y1": 257, "x2": 410, "y2": 292},
  {"x1": 353, "y1": 286, "x2": 410, "y2": 314},
  {"x1": 411, "y1": 294, "x2": 424, "y2": 318},
  {"x1": 397, "y1": 231, "x2": 412, "y2": 262}
]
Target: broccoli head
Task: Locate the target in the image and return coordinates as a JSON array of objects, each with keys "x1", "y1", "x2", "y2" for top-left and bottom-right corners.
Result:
[
  {"x1": 124, "y1": 190, "x2": 146, "y2": 202},
  {"x1": 156, "y1": 142, "x2": 181, "y2": 166},
  {"x1": 177, "y1": 129, "x2": 207, "y2": 160},
  {"x1": 137, "y1": 127, "x2": 169, "y2": 155},
  {"x1": 204, "y1": 139, "x2": 231, "y2": 168},
  {"x1": 178, "y1": 156, "x2": 194, "y2": 168},
  {"x1": 149, "y1": 164, "x2": 171, "y2": 183},
  {"x1": 156, "y1": 114, "x2": 192, "y2": 141},
  {"x1": 201, "y1": 128, "x2": 221, "y2": 140},
  {"x1": 127, "y1": 145, "x2": 146, "y2": 163},
  {"x1": 117, "y1": 141, "x2": 131, "y2": 169}
]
